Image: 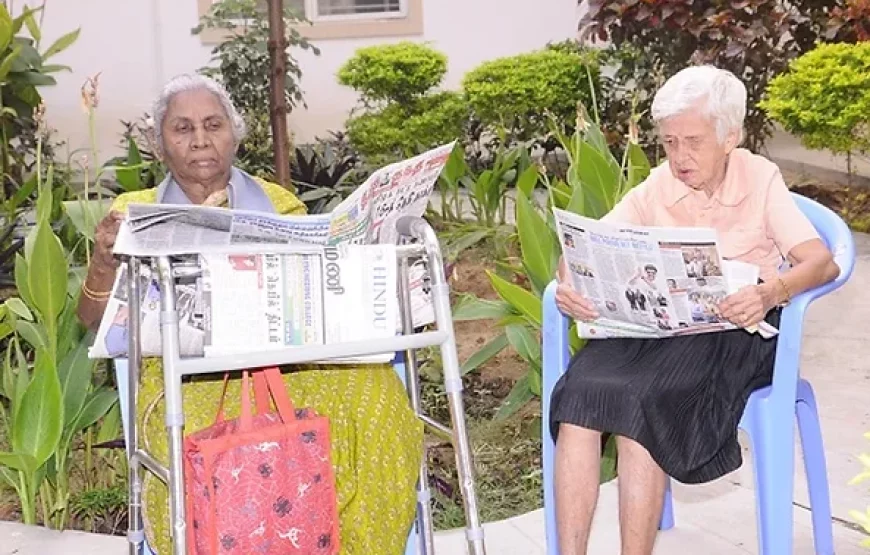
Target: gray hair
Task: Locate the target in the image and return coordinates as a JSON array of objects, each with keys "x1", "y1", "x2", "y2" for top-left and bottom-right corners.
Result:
[
  {"x1": 651, "y1": 65, "x2": 747, "y2": 144},
  {"x1": 151, "y1": 73, "x2": 247, "y2": 150}
]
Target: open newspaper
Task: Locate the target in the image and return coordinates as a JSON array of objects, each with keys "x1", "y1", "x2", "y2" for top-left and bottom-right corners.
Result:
[
  {"x1": 553, "y1": 208, "x2": 778, "y2": 339},
  {"x1": 89, "y1": 143, "x2": 453, "y2": 361}
]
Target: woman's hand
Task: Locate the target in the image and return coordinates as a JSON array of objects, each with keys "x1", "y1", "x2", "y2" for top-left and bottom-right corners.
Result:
[
  {"x1": 555, "y1": 257, "x2": 599, "y2": 322},
  {"x1": 93, "y1": 211, "x2": 124, "y2": 273},
  {"x1": 717, "y1": 284, "x2": 774, "y2": 328}
]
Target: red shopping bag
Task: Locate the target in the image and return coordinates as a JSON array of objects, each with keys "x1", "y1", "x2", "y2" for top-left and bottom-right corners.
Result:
[{"x1": 183, "y1": 366, "x2": 340, "y2": 554}]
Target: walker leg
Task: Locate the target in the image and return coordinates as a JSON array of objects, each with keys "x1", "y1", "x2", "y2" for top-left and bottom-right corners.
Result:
[
  {"x1": 157, "y1": 257, "x2": 188, "y2": 555},
  {"x1": 398, "y1": 255, "x2": 436, "y2": 555},
  {"x1": 126, "y1": 259, "x2": 145, "y2": 555}
]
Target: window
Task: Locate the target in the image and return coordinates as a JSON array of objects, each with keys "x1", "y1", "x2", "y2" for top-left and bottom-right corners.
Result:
[{"x1": 199, "y1": 0, "x2": 422, "y2": 42}]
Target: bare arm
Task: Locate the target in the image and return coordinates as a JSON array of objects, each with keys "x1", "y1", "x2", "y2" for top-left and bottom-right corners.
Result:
[{"x1": 77, "y1": 211, "x2": 124, "y2": 330}]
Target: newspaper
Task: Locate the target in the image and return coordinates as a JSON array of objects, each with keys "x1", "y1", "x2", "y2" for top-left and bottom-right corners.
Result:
[
  {"x1": 89, "y1": 144, "x2": 454, "y2": 361},
  {"x1": 90, "y1": 245, "x2": 398, "y2": 363},
  {"x1": 553, "y1": 208, "x2": 779, "y2": 340}
]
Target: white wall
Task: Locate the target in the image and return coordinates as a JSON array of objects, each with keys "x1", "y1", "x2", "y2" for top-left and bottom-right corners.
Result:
[{"x1": 36, "y1": 0, "x2": 580, "y2": 163}]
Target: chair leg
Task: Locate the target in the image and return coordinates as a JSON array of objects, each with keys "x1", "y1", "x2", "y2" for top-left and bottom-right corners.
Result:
[
  {"x1": 659, "y1": 477, "x2": 675, "y2": 531},
  {"x1": 542, "y1": 421, "x2": 560, "y2": 555},
  {"x1": 796, "y1": 380, "x2": 835, "y2": 555},
  {"x1": 744, "y1": 402, "x2": 796, "y2": 555}
]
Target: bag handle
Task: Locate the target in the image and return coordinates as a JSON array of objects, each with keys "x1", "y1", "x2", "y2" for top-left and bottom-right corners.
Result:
[
  {"x1": 253, "y1": 366, "x2": 297, "y2": 423},
  {"x1": 214, "y1": 372, "x2": 233, "y2": 423}
]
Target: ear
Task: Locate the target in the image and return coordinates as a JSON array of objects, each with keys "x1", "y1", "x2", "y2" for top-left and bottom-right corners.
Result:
[{"x1": 723, "y1": 127, "x2": 741, "y2": 153}]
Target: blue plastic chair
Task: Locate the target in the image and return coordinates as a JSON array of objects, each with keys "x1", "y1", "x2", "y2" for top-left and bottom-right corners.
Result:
[
  {"x1": 541, "y1": 193, "x2": 856, "y2": 555},
  {"x1": 114, "y1": 355, "x2": 421, "y2": 555}
]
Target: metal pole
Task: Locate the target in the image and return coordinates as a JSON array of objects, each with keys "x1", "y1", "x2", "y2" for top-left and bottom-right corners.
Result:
[
  {"x1": 396, "y1": 216, "x2": 487, "y2": 555},
  {"x1": 397, "y1": 252, "x2": 436, "y2": 555},
  {"x1": 156, "y1": 256, "x2": 187, "y2": 555},
  {"x1": 126, "y1": 258, "x2": 145, "y2": 555}
]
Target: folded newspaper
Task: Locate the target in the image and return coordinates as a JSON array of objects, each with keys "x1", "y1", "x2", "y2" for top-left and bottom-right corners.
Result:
[
  {"x1": 89, "y1": 143, "x2": 454, "y2": 361},
  {"x1": 553, "y1": 208, "x2": 779, "y2": 340}
]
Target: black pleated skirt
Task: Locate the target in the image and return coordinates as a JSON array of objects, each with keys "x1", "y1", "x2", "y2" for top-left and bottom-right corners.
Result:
[{"x1": 549, "y1": 309, "x2": 781, "y2": 484}]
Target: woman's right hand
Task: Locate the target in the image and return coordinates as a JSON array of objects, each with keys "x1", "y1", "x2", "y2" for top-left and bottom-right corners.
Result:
[
  {"x1": 92, "y1": 211, "x2": 124, "y2": 273},
  {"x1": 555, "y1": 257, "x2": 599, "y2": 322}
]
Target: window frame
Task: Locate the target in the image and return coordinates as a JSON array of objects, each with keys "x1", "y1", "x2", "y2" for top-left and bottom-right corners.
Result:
[{"x1": 304, "y1": 0, "x2": 408, "y2": 23}]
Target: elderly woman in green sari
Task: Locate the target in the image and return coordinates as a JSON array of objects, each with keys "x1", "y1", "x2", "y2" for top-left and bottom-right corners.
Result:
[{"x1": 77, "y1": 74, "x2": 423, "y2": 554}]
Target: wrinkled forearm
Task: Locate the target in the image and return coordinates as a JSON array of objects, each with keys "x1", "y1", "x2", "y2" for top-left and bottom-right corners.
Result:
[{"x1": 76, "y1": 262, "x2": 116, "y2": 331}]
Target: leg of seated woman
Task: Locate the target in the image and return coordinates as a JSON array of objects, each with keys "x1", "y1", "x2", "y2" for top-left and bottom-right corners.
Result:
[
  {"x1": 138, "y1": 361, "x2": 423, "y2": 554},
  {"x1": 615, "y1": 436, "x2": 666, "y2": 555},
  {"x1": 555, "y1": 423, "x2": 601, "y2": 554}
]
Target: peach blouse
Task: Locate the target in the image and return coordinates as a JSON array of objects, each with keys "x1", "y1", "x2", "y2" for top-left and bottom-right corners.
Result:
[{"x1": 603, "y1": 148, "x2": 819, "y2": 282}]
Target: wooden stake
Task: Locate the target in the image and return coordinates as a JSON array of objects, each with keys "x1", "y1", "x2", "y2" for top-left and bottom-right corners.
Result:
[{"x1": 266, "y1": 0, "x2": 292, "y2": 190}]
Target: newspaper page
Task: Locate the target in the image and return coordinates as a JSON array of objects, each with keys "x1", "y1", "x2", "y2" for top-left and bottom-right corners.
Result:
[
  {"x1": 553, "y1": 208, "x2": 778, "y2": 340},
  {"x1": 89, "y1": 245, "x2": 397, "y2": 363}
]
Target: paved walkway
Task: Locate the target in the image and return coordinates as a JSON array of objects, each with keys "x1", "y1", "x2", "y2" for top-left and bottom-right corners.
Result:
[{"x1": 2, "y1": 233, "x2": 870, "y2": 554}]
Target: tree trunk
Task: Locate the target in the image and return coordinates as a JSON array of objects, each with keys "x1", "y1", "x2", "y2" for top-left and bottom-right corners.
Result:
[{"x1": 266, "y1": 0, "x2": 293, "y2": 191}]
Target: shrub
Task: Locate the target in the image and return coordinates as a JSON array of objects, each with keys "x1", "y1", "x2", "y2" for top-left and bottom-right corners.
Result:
[
  {"x1": 760, "y1": 42, "x2": 870, "y2": 176},
  {"x1": 345, "y1": 91, "x2": 468, "y2": 160},
  {"x1": 577, "y1": 0, "x2": 849, "y2": 152},
  {"x1": 339, "y1": 43, "x2": 466, "y2": 161},
  {"x1": 337, "y1": 41, "x2": 447, "y2": 106},
  {"x1": 462, "y1": 49, "x2": 599, "y2": 143}
]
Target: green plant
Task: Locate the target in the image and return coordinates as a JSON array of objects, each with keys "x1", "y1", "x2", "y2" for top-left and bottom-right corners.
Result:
[
  {"x1": 339, "y1": 42, "x2": 468, "y2": 161},
  {"x1": 577, "y1": 0, "x2": 852, "y2": 152},
  {"x1": 827, "y1": 0, "x2": 870, "y2": 42},
  {"x1": 290, "y1": 141, "x2": 361, "y2": 214},
  {"x1": 0, "y1": 168, "x2": 116, "y2": 528},
  {"x1": 462, "y1": 48, "x2": 599, "y2": 145},
  {"x1": 338, "y1": 41, "x2": 447, "y2": 107},
  {"x1": 760, "y1": 41, "x2": 870, "y2": 181},
  {"x1": 192, "y1": 0, "x2": 320, "y2": 180},
  {"x1": 102, "y1": 114, "x2": 165, "y2": 193},
  {"x1": 345, "y1": 91, "x2": 469, "y2": 162}
]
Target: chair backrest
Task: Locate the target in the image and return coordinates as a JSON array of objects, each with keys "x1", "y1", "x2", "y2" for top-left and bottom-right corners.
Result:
[{"x1": 790, "y1": 192, "x2": 856, "y2": 295}]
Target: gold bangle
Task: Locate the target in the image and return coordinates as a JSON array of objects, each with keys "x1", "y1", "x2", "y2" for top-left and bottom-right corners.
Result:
[
  {"x1": 81, "y1": 281, "x2": 111, "y2": 301},
  {"x1": 776, "y1": 276, "x2": 791, "y2": 306}
]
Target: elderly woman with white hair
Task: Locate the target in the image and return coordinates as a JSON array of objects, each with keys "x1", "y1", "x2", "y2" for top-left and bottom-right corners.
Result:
[
  {"x1": 77, "y1": 74, "x2": 423, "y2": 554},
  {"x1": 550, "y1": 65, "x2": 840, "y2": 554}
]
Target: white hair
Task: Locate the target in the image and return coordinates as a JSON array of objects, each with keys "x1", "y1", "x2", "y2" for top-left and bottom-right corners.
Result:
[
  {"x1": 151, "y1": 73, "x2": 247, "y2": 150},
  {"x1": 651, "y1": 65, "x2": 747, "y2": 144}
]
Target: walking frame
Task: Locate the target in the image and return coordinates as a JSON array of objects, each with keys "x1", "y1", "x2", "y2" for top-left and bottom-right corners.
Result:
[{"x1": 121, "y1": 215, "x2": 487, "y2": 555}]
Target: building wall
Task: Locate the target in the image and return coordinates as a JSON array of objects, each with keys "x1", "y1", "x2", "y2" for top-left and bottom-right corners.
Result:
[{"x1": 36, "y1": 0, "x2": 581, "y2": 162}]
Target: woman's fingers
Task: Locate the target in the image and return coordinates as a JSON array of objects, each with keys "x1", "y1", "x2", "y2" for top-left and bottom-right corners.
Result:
[{"x1": 555, "y1": 283, "x2": 599, "y2": 321}]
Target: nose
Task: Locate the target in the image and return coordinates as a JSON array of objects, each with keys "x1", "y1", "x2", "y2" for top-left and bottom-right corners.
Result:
[{"x1": 191, "y1": 125, "x2": 209, "y2": 149}]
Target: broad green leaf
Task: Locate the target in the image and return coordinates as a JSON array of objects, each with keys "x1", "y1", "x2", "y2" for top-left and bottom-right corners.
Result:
[
  {"x1": 42, "y1": 28, "x2": 80, "y2": 60},
  {"x1": 444, "y1": 228, "x2": 491, "y2": 260},
  {"x1": 72, "y1": 387, "x2": 117, "y2": 434},
  {"x1": 0, "y1": 323, "x2": 11, "y2": 347},
  {"x1": 487, "y1": 271, "x2": 542, "y2": 327},
  {"x1": 15, "y1": 320, "x2": 47, "y2": 350},
  {"x1": 27, "y1": 219, "x2": 68, "y2": 336},
  {"x1": 505, "y1": 324, "x2": 541, "y2": 365},
  {"x1": 57, "y1": 335, "x2": 95, "y2": 432},
  {"x1": 0, "y1": 465, "x2": 19, "y2": 492},
  {"x1": 14, "y1": 71, "x2": 55, "y2": 86},
  {"x1": 13, "y1": 350, "x2": 63, "y2": 467},
  {"x1": 0, "y1": 4, "x2": 12, "y2": 52},
  {"x1": 516, "y1": 192, "x2": 558, "y2": 294},
  {"x1": 516, "y1": 165, "x2": 540, "y2": 199},
  {"x1": 14, "y1": 254, "x2": 34, "y2": 308},
  {"x1": 62, "y1": 198, "x2": 112, "y2": 241},
  {"x1": 56, "y1": 301, "x2": 83, "y2": 360},
  {"x1": 624, "y1": 142, "x2": 651, "y2": 195},
  {"x1": 11, "y1": 339, "x2": 28, "y2": 421},
  {"x1": 0, "y1": 452, "x2": 37, "y2": 475},
  {"x1": 461, "y1": 333, "x2": 508, "y2": 376},
  {"x1": 494, "y1": 374, "x2": 534, "y2": 421},
  {"x1": 96, "y1": 402, "x2": 121, "y2": 444},
  {"x1": 22, "y1": 9, "x2": 40, "y2": 42},
  {"x1": 452, "y1": 294, "x2": 512, "y2": 321},
  {"x1": 0, "y1": 43, "x2": 22, "y2": 81},
  {"x1": 7, "y1": 171, "x2": 37, "y2": 213},
  {"x1": 39, "y1": 64, "x2": 71, "y2": 73},
  {"x1": 35, "y1": 167, "x2": 53, "y2": 224},
  {"x1": 528, "y1": 363, "x2": 543, "y2": 397},
  {"x1": 569, "y1": 141, "x2": 617, "y2": 219},
  {"x1": 5, "y1": 297, "x2": 32, "y2": 321}
]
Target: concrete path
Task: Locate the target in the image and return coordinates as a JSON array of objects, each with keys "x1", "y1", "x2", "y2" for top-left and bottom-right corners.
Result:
[{"x1": 2, "y1": 233, "x2": 870, "y2": 554}]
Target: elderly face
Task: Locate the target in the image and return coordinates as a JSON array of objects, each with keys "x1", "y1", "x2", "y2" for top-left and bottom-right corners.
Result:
[
  {"x1": 160, "y1": 88, "x2": 235, "y2": 187},
  {"x1": 658, "y1": 107, "x2": 738, "y2": 192}
]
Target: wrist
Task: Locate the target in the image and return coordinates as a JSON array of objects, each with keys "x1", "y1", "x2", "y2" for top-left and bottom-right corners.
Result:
[{"x1": 758, "y1": 282, "x2": 780, "y2": 309}]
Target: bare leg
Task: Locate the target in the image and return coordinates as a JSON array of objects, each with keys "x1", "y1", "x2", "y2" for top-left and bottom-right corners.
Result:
[
  {"x1": 555, "y1": 423, "x2": 602, "y2": 554},
  {"x1": 616, "y1": 435, "x2": 667, "y2": 555}
]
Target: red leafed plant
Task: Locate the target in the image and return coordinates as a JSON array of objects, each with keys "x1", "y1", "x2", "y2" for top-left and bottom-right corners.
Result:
[
  {"x1": 577, "y1": 0, "x2": 852, "y2": 152},
  {"x1": 828, "y1": 0, "x2": 870, "y2": 42}
]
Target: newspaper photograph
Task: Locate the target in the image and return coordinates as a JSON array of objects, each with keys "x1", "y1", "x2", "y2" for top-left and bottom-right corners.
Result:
[
  {"x1": 89, "y1": 245, "x2": 398, "y2": 364},
  {"x1": 553, "y1": 208, "x2": 778, "y2": 340}
]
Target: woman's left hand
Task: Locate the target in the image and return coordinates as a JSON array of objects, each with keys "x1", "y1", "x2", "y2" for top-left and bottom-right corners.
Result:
[{"x1": 717, "y1": 285, "x2": 773, "y2": 328}]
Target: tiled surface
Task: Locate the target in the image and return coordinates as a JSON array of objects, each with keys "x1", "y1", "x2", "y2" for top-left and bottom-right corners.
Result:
[{"x1": 2, "y1": 234, "x2": 869, "y2": 554}]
